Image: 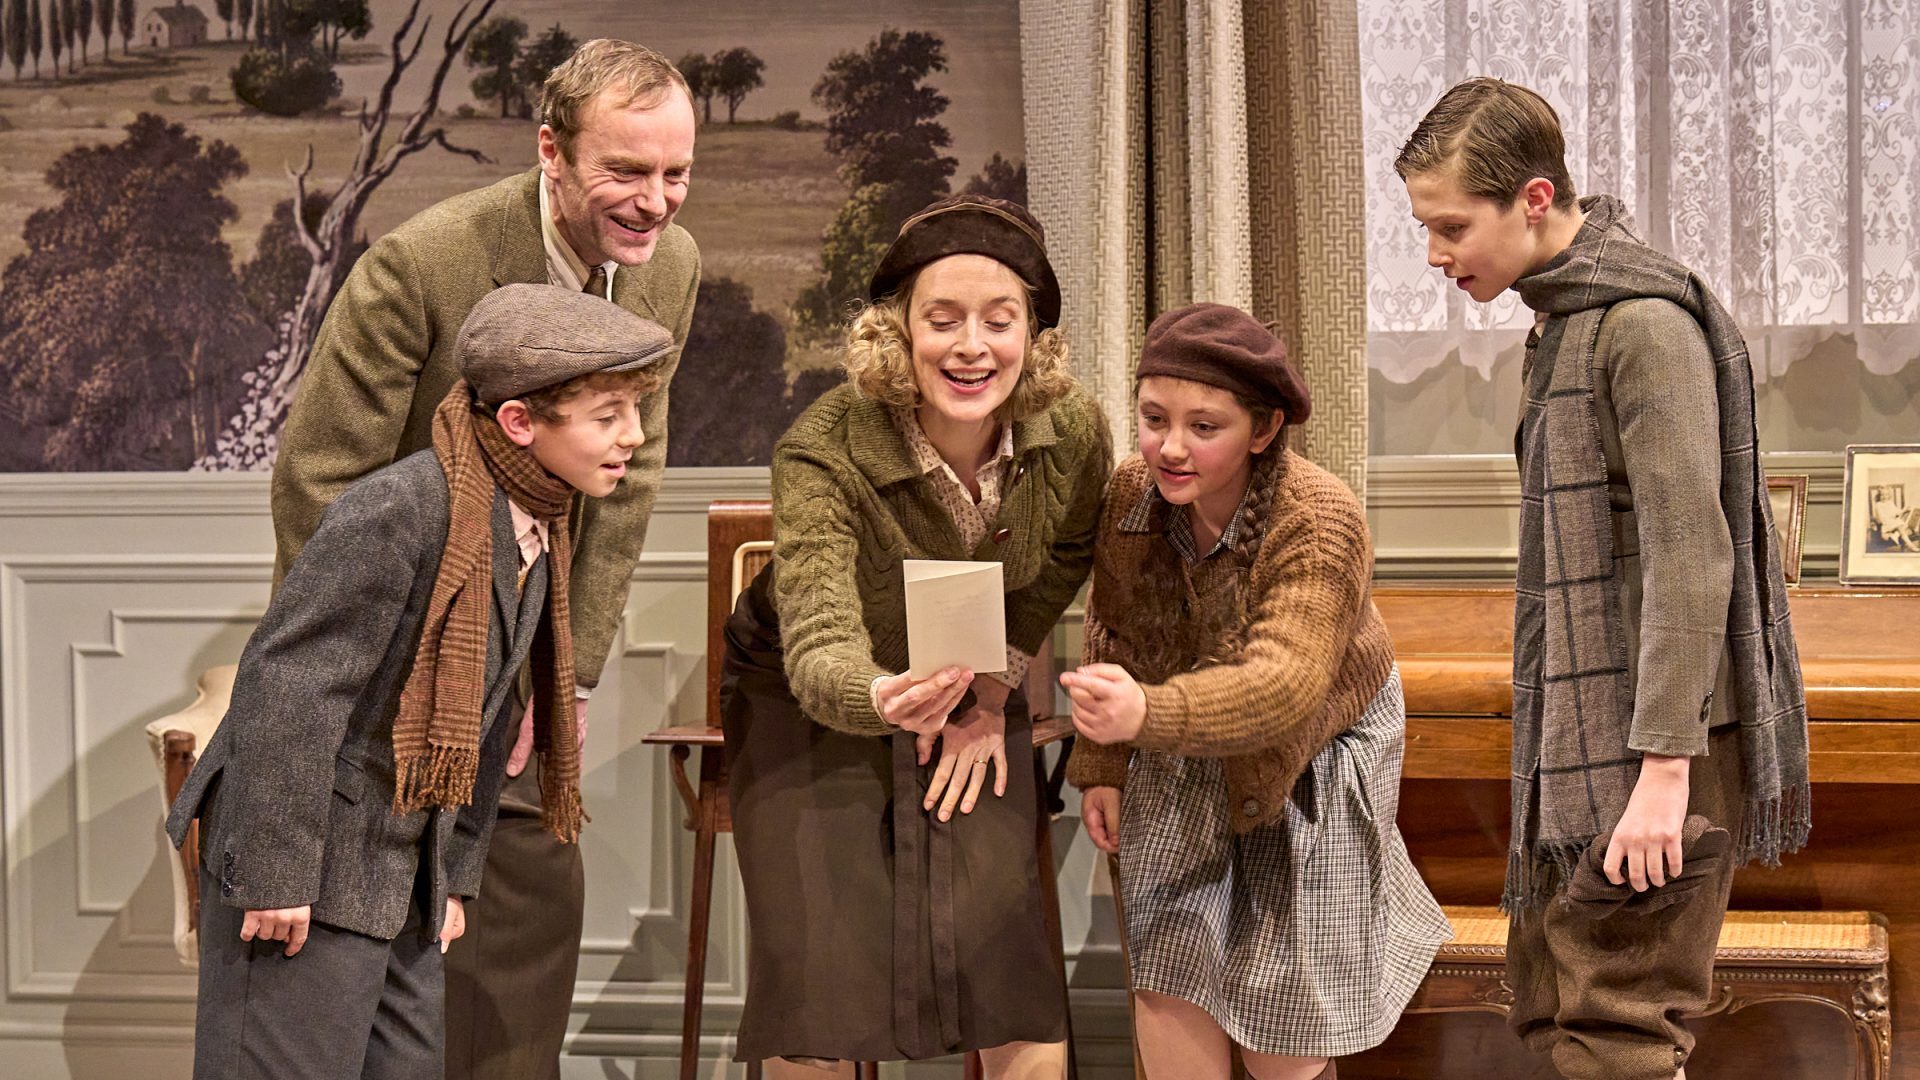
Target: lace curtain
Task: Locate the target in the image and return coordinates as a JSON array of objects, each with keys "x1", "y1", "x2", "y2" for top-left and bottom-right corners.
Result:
[{"x1": 1359, "y1": 0, "x2": 1920, "y2": 401}]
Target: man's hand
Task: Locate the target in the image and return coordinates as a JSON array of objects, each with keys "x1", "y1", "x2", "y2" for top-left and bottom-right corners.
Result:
[
  {"x1": 875, "y1": 666, "x2": 973, "y2": 737},
  {"x1": 1604, "y1": 754, "x2": 1691, "y2": 891},
  {"x1": 1060, "y1": 664, "x2": 1148, "y2": 745},
  {"x1": 241, "y1": 905, "x2": 312, "y2": 957},
  {"x1": 1081, "y1": 786, "x2": 1121, "y2": 853},
  {"x1": 507, "y1": 697, "x2": 592, "y2": 777},
  {"x1": 441, "y1": 896, "x2": 466, "y2": 954}
]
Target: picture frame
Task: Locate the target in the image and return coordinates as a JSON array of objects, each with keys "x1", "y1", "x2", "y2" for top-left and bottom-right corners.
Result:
[
  {"x1": 1839, "y1": 444, "x2": 1920, "y2": 586},
  {"x1": 1765, "y1": 474, "x2": 1808, "y2": 586}
]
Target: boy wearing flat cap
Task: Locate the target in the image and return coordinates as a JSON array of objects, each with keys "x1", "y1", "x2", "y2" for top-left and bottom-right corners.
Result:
[
  {"x1": 1063, "y1": 303, "x2": 1449, "y2": 1080},
  {"x1": 165, "y1": 284, "x2": 672, "y2": 1080}
]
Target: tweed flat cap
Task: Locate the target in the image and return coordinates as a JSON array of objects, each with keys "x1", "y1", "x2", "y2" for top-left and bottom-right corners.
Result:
[
  {"x1": 1136, "y1": 302, "x2": 1312, "y2": 425},
  {"x1": 868, "y1": 194, "x2": 1063, "y2": 327},
  {"x1": 457, "y1": 283, "x2": 674, "y2": 405}
]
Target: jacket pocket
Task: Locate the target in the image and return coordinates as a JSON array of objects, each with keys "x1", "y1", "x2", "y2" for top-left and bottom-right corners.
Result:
[{"x1": 333, "y1": 754, "x2": 366, "y2": 805}]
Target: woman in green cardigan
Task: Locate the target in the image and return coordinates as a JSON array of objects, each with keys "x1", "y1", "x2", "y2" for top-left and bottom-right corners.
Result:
[{"x1": 719, "y1": 195, "x2": 1111, "y2": 1078}]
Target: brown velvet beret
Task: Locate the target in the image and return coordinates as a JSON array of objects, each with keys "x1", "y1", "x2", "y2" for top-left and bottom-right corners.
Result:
[
  {"x1": 457, "y1": 283, "x2": 673, "y2": 406},
  {"x1": 868, "y1": 194, "x2": 1062, "y2": 327},
  {"x1": 1136, "y1": 302, "x2": 1312, "y2": 425}
]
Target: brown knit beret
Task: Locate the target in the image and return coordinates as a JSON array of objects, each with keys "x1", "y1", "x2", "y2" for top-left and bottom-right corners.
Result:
[
  {"x1": 868, "y1": 194, "x2": 1062, "y2": 327},
  {"x1": 1136, "y1": 302, "x2": 1311, "y2": 425}
]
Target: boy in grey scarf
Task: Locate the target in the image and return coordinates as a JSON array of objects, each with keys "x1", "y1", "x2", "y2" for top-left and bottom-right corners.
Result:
[{"x1": 1394, "y1": 78, "x2": 1809, "y2": 1080}]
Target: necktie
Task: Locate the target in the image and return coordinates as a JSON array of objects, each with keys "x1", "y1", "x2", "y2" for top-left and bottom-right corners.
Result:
[{"x1": 583, "y1": 265, "x2": 607, "y2": 299}]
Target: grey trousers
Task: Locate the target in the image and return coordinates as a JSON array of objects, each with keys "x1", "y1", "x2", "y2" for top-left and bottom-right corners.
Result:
[
  {"x1": 443, "y1": 754, "x2": 584, "y2": 1080},
  {"x1": 191, "y1": 866, "x2": 444, "y2": 1080}
]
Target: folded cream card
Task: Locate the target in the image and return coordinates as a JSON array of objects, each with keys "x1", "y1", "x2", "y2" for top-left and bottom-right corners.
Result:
[{"x1": 903, "y1": 560, "x2": 1006, "y2": 679}]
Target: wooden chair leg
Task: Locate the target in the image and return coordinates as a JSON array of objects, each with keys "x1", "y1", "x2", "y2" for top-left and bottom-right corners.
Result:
[
  {"x1": 745, "y1": 1061, "x2": 763, "y2": 1080},
  {"x1": 1107, "y1": 854, "x2": 1145, "y2": 1080},
  {"x1": 856, "y1": 1063, "x2": 880, "y2": 1080},
  {"x1": 964, "y1": 1050, "x2": 985, "y2": 1079},
  {"x1": 679, "y1": 820, "x2": 719, "y2": 1080},
  {"x1": 1033, "y1": 749, "x2": 1079, "y2": 1080}
]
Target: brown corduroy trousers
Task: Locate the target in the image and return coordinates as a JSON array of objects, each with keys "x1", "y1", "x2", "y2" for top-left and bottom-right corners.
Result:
[{"x1": 1506, "y1": 724, "x2": 1746, "y2": 1080}]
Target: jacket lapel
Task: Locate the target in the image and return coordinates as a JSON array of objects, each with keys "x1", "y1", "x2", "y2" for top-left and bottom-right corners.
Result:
[
  {"x1": 489, "y1": 490, "x2": 520, "y2": 650},
  {"x1": 491, "y1": 168, "x2": 551, "y2": 289}
]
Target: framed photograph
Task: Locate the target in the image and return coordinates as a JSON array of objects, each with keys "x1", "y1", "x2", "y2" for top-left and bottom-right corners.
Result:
[
  {"x1": 1765, "y1": 475, "x2": 1808, "y2": 585},
  {"x1": 1840, "y1": 445, "x2": 1920, "y2": 585}
]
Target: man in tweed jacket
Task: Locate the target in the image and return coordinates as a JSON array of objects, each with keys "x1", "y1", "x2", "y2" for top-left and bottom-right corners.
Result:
[
  {"x1": 269, "y1": 40, "x2": 700, "y2": 1080},
  {"x1": 168, "y1": 285, "x2": 673, "y2": 1080},
  {"x1": 1398, "y1": 80, "x2": 1807, "y2": 1080}
]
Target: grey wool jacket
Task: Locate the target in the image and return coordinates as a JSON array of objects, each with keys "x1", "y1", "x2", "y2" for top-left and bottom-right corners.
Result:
[
  {"x1": 1568, "y1": 296, "x2": 1737, "y2": 758},
  {"x1": 167, "y1": 450, "x2": 543, "y2": 941}
]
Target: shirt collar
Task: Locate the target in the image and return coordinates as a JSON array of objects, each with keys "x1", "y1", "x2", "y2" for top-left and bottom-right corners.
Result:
[
  {"x1": 538, "y1": 172, "x2": 616, "y2": 300},
  {"x1": 1120, "y1": 478, "x2": 1254, "y2": 564},
  {"x1": 889, "y1": 405, "x2": 1014, "y2": 483}
]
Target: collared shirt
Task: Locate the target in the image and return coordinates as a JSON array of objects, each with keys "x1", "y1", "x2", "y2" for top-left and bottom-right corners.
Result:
[
  {"x1": 887, "y1": 406, "x2": 1031, "y2": 690},
  {"x1": 506, "y1": 498, "x2": 548, "y2": 582},
  {"x1": 1120, "y1": 479, "x2": 1254, "y2": 564},
  {"x1": 538, "y1": 172, "x2": 617, "y2": 301}
]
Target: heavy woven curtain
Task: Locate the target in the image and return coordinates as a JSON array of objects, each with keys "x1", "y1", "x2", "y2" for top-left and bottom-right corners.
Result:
[
  {"x1": 1024, "y1": 0, "x2": 1373, "y2": 499},
  {"x1": 1360, "y1": 0, "x2": 1920, "y2": 393}
]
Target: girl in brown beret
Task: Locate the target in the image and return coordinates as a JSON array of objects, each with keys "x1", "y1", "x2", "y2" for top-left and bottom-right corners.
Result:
[
  {"x1": 1061, "y1": 303, "x2": 1449, "y2": 1080},
  {"x1": 718, "y1": 195, "x2": 1111, "y2": 1078}
]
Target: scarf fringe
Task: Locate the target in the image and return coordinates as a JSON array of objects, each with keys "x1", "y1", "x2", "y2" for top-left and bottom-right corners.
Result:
[
  {"x1": 1501, "y1": 839, "x2": 1586, "y2": 916},
  {"x1": 392, "y1": 743, "x2": 482, "y2": 814},
  {"x1": 1502, "y1": 780, "x2": 1813, "y2": 916},
  {"x1": 1738, "y1": 780, "x2": 1812, "y2": 868},
  {"x1": 538, "y1": 768, "x2": 588, "y2": 843}
]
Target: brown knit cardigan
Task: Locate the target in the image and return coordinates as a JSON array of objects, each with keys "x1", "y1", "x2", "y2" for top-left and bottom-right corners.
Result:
[{"x1": 1064, "y1": 451, "x2": 1396, "y2": 833}]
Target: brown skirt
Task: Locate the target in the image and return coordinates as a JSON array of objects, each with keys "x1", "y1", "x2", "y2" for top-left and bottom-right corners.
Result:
[{"x1": 720, "y1": 565, "x2": 1067, "y2": 1062}]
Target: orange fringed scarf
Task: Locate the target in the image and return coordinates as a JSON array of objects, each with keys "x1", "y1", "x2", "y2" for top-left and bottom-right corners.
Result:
[{"x1": 391, "y1": 381, "x2": 585, "y2": 842}]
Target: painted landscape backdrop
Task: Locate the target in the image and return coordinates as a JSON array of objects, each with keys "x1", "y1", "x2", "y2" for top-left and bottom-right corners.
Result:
[{"x1": 0, "y1": 0, "x2": 1025, "y2": 469}]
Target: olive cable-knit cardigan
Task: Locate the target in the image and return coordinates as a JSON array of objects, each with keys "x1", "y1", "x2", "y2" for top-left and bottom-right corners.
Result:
[
  {"x1": 1065, "y1": 451, "x2": 1396, "y2": 833},
  {"x1": 770, "y1": 382, "x2": 1113, "y2": 736}
]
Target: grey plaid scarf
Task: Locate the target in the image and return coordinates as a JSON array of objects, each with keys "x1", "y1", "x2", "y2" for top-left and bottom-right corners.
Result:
[{"x1": 1503, "y1": 195, "x2": 1811, "y2": 912}]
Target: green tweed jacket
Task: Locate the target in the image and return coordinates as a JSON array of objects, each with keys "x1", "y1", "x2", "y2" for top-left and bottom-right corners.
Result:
[
  {"x1": 271, "y1": 167, "x2": 701, "y2": 687},
  {"x1": 770, "y1": 382, "x2": 1112, "y2": 736}
]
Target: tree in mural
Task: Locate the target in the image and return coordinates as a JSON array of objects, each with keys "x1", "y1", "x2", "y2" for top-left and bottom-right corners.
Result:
[
  {"x1": 0, "y1": 114, "x2": 257, "y2": 468},
  {"x1": 287, "y1": 0, "x2": 370, "y2": 60},
  {"x1": 792, "y1": 29, "x2": 956, "y2": 343},
  {"x1": 6, "y1": 0, "x2": 26, "y2": 80},
  {"x1": 677, "y1": 51, "x2": 713, "y2": 124},
  {"x1": 963, "y1": 151, "x2": 1027, "y2": 204},
  {"x1": 114, "y1": 0, "x2": 129, "y2": 55},
  {"x1": 45, "y1": 0, "x2": 60, "y2": 78},
  {"x1": 199, "y1": 0, "x2": 499, "y2": 470},
  {"x1": 73, "y1": 0, "x2": 88, "y2": 64},
  {"x1": 90, "y1": 0, "x2": 107, "y2": 59},
  {"x1": 56, "y1": 0, "x2": 71, "y2": 72},
  {"x1": 28, "y1": 0, "x2": 40, "y2": 78},
  {"x1": 712, "y1": 46, "x2": 764, "y2": 124},
  {"x1": 516, "y1": 21, "x2": 575, "y2": 115},
  {"x1": 239, "y1": 191, "x2": 366, "y2": 328},
  {"x1": 463, "y1": 13, "x2": 525, "y2": 118}
]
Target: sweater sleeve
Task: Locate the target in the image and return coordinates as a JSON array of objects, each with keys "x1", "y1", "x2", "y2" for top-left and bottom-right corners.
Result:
[
  {"x1": 1004, "y1": 393, "x2": 1113, "y2": 655},
  {"x1": 1606, "y1": 299, "x2": 1733, "y2": 758},
  {"x1": 1062, "y1": 589, "x2": 1134, "y2": 791},
  {"x1": 768, "y1": 444, "x2": 894, "y2": 737},
  {"x1": 1133, "y1": 495, "x2": 1371, "y2": 758}
]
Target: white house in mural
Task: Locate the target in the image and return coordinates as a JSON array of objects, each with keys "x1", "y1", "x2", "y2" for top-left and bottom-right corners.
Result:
[{"x1": 142, "y1": 2, "x2": 208, "y2": 48}]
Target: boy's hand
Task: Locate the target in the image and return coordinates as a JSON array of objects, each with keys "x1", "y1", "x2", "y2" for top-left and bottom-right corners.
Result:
[
  {"x1": 1060, "y1": 664, "x2": 1147, "y2": 745},
  {"x1": 241, "y1": 905, "x2": 312, "y2": 957},
  {"x1": 506, "y1": 698, "x2": 592, "y2": 778},
  {"x1": 440, "y1": 896, "x2": 466, "y2": 954},
  {"x1": 875, "y1": 667, "x2": 973, "y2": 736},
  {"x1": 1081, "y1": 786, "x2": 1122, "y2": 853},
  {"x1": 1603, "y1": 754, "x2": 1691, "y2": 891}
]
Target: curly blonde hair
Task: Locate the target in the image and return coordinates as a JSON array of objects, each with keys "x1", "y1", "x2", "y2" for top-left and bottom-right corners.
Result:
[{"x1": 842, "y1": 269, "x2": 1074, "y2": 421}]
